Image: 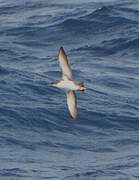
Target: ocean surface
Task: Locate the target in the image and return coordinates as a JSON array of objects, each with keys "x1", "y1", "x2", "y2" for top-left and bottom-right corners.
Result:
[{"x1": 0, "y1": 0, "x2": 139, "y2": 179}]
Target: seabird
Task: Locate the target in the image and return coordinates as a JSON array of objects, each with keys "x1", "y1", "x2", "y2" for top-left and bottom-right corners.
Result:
[{"x1": 50, "y1": 47, "x2": 86, "y2": 120}]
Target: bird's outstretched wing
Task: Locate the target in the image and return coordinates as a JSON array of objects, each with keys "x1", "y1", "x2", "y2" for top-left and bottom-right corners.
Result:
[
  {"x1": 66, "y1": 90, "x2": 78, "y2": 120},
  {"x1": 58, "y1": 47, "x2": 72, "y2": 79}
]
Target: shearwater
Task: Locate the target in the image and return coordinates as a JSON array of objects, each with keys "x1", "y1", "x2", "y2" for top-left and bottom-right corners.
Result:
[{"x1": 50, "y1": 47, "x2": 86, "y2": 119}]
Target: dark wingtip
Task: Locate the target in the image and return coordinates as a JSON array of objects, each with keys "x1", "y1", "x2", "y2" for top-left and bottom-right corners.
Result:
[
  {"x1": 60, "y1": 46, "x2": 64, "y2": 50},
  {"x1": 59, "y1": 46, "x2": 64, "y2": 52},
  {"x1": 59, "y1": 46, "x2": 66, "y2": 56}
]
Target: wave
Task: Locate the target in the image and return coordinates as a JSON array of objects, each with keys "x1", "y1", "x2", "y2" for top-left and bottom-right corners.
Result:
[
  {"x1": 71, "y1": 36, "x2": 139, "y2": 57},
  {"x1": 0, "y1": 66, "x2": 9, "y2": 75},
  {"x1": 1, "y1": 1, "x2": 139, "y2": 179}
]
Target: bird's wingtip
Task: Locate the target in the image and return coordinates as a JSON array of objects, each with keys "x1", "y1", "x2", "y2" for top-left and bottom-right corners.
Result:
[
  {"x1": 59, "y1": 46, "x2": 65, "y2": 55},
  {"x1": 60, "y1": 46, "x2": 63, "y2": 49},
  {"x1": 74, "y1": 116, "x2": 78, "y2": 120}
]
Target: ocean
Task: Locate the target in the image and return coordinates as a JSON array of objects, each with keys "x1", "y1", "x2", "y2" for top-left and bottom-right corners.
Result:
[{"x1": 0, "y1": 0, "x2": 139, "y2": 179}]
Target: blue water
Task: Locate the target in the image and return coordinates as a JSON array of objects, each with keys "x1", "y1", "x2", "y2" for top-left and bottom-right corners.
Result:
[{"x1": 0, "y1": 0, "x2": 139, "y2": 179}]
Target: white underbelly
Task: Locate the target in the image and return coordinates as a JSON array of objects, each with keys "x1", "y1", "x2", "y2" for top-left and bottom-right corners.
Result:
[{"x1": 58, "y1": 80, "x2": 78, "y2": 91}]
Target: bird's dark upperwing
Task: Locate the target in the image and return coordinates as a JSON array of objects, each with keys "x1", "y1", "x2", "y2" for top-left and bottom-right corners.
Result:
[
  {"x1": 58, "y1": 47, "x2": 72, "y2": 80},
  {"x1": 66, "y1": 90, "x2": 78, "y2": 120}
]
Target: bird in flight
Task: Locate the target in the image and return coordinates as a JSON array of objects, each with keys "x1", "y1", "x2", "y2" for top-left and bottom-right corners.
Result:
[{"x1": 50, "y1": 47, "x2": 86, "y2": 119}]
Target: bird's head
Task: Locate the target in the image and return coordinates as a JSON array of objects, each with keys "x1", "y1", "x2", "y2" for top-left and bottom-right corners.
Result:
[{"x1": 78, "y1": 82, "x2": 86, "y2": 91}]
